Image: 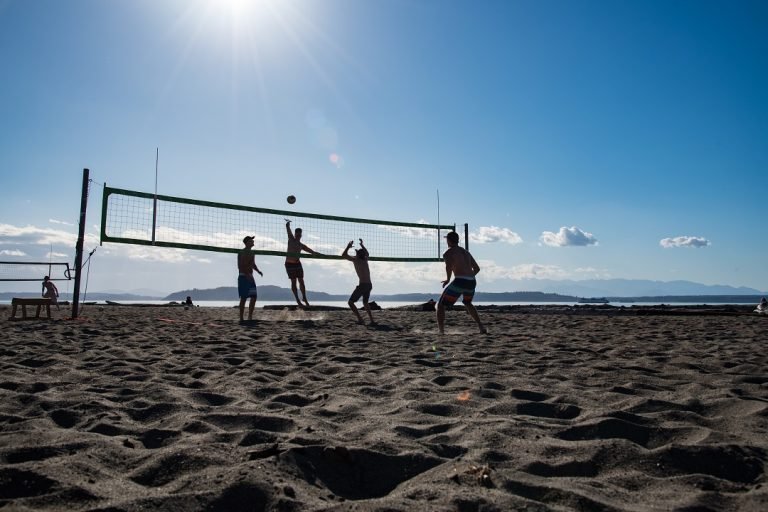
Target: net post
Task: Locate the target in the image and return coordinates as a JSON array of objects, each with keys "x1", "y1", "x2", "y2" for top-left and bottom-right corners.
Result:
[
  {"x1": 464, "y1": 223, "x2": 469, "y2": 250},
  {"x1": 72, "y1": 168, "x2": 89, "y2": 319},
  {"x1": 99, "y1": 183, "x2": 108, "y2": 246}
]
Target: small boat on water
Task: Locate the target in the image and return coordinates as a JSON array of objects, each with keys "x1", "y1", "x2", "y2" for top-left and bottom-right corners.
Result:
[{"x1": 578, "y1": 297, "x2": 610, "y2": 304}]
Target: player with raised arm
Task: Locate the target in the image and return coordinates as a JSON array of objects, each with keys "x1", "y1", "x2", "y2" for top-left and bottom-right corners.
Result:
[
  {"x1": 342, "y1": 238, "x2": 375, "y2": 325},
  {"x1": 285, "y1": 220, "x2": 319, "y2": 308}
]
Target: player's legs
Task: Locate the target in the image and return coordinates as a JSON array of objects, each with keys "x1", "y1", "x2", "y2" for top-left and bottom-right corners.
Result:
[
  {"x1": 298, "y1": 278, "x2": 310, "y2": 307},
  {"x1": 348, "y1": 286, "x2": 364, "y2": 323},
  {"x1": 239, "y1": 297, "x2": 247, "y2": 322},
  {"x1": 248, "y1": 297, "x2": 257, "y2": 321},
  {"x1": 437, "y1": 292, "x2": 458, "y2": 334},
  {"x1": 436, "y1": 301, "x2": 447, "y2": 334},
  {"x1": 288, "y1": 277, "x2": 301, "y2": 305},
  {"x1": 461, "y1": 284, "x2": 486, "y2": 334},
  {"x1": 361, "y1": 284, "x2": 374, "y2": 324},
  {"x1": 437, "y1": 279, "x2": 469, "y2": 334},
  {"x1": 463, "y1": 301, "x2": 486, "y2": 334}
]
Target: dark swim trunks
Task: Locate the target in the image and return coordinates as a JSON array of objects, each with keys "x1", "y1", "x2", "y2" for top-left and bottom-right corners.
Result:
[
  {"x1": 349, "y1": 283, "x2": 373, "y2": 303},
  {"x1": 439, "y1": 277, "x2": 476, "y2": 305},
  {"x1": 238, "y1": 275, "x2": 257, "y2": 299},
  {"x1": 285, "y1": 262, "x2": 304, "y2": 279}
]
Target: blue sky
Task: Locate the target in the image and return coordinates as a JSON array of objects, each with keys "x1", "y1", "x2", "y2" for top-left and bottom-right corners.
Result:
[{"x1": 1, "y1": 0, "x2": 766, "y2": 296}]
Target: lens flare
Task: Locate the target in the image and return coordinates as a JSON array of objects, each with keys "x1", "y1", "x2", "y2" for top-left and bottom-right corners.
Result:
[{"x1": 329, "y1": 153, "x2": 344, "y2": 168}]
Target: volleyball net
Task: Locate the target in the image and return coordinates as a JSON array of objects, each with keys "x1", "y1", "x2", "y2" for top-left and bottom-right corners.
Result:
[
  {"x1": 100, "y1": 186, "x2": 456, "y2": 262},
  {"x1": 0, "y1": 261, "x2": 72, "y2": 282}
]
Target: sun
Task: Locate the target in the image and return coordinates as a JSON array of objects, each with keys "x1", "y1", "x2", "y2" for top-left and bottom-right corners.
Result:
[
  {"x1": 222, "y1": 0, "x2": 256, "y2": 17},
  {"x1": 214, "y1": 0, "x2": 274, "y2": 27}
]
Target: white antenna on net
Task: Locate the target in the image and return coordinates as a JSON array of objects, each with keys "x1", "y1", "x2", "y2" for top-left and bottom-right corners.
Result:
[
  {"x1": 437, "y1": 189, "x2": 441, "y2": 256},
  {"x1": 151, "y1": 148, "x2": 158, "y2": 244}
]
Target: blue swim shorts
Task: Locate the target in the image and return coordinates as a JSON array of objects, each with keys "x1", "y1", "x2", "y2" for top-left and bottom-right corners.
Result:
[{"x1": 238, "y1": 275, "x2": 258, "y2": 299}]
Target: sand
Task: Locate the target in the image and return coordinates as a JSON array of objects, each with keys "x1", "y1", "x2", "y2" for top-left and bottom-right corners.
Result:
[{"x1": 1, "y1": 304, "x2": 766, "y2": 511}]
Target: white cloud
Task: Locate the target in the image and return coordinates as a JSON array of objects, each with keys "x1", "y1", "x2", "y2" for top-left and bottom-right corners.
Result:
[
  {"x1": 49, "y1": 219, "x2": 75, "y2": 226},
  {"x1": 470, "y1": 226, "x2": 523, "y2": 245},
  {"x1": 477, "y1": 260, "x2": 569, "y2": 280},
  {"x1": 540, "y1": 226, "x2": 598, "y2": 247},
  {"x1": 377, "y1": 220, "x2": 437, "y2": 240},
  {"x1": 124, "y1": 245, "x2": 212, "y2": 264},
  {"x1": 574, "y1": 267, "x2": 612, "y2": 278},
  {"x1": 660, "y1": 236, "x2": 711, "y2": 248},
  {"x1": 0, "y1": 249, "x2": 27, "y2": 256},
  {"x1": 0, "y1": 223, "x2": 81, "y2": 246}
]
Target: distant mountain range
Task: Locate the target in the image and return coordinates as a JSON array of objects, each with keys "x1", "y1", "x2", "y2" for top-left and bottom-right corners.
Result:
[
  {"x1": 162, "y1": 286, "x2": 579, "y2": 303},
  {"x1": 2, "y1": 279, "x2": 764, "y2": 303},
  {"x1": 485, "y1": 278, "x2": 765, "y2": 298},
  {"x1": 164, "y1": 279, "x2": 766, "y2": 301}
]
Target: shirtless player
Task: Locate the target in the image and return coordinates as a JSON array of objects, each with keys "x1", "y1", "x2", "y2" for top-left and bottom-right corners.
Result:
[
  {"x1": 285, "y1": 220, "x2": 319, "y2": 308},
  {"x1": 238, "y1": 236, "x2": 263, "y2": 322},
  {"x1": 341, "y1": 239, "x2": 375, "y2": 325},
  {"x1": 437, "y1": 231, "x2": 486, "y2": 334}
]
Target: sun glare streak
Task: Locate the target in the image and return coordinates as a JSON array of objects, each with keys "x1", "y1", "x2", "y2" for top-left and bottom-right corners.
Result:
[
  {"x1": 265, "y1": 1, "x2": 359, "y2": 120},
  {"x1": 149, "y1": 0, "x2": 363, "y2": 145}
]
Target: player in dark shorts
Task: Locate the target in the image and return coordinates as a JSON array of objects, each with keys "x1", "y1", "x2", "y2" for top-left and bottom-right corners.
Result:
[
  {"x1": 285, "y1": 220, "x2": 319, "y2": 308},
  {"x1": 341, "y1": 239, "x2": 375, "y2": 325},
  {"x1": 238, "y1": 236, "x2": 263, "y2": 322},
  {"x1": 437, "y1": 231, "x2": 486, "y2": 334}
]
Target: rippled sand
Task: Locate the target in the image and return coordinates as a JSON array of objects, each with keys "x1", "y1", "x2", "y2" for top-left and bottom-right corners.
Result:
[{"x1": 1, "y1": 305, "x2": 766, "y2": 511}]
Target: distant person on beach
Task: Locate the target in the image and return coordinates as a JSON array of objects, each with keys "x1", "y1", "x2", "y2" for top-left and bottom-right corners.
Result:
[
  {"x1": 185, "y1": 296, "x2": 193, "y2": 308},
  {"x1": 238, "y1": 236, "x2": 263, "y2": 322},
  {"x1": 437, "y1": 231, "x2": 486, "y2": 334},
  {"x1": 42, "y1": 276, "x2": 59, "y2": 310},
  {"x1": 341, "y1": 239, "x2": 375, "y2": 325},
  {"x1": 757, "y1": 297, "x2": 768, "y2": 314},
  {"x1": 285, "y1": 220, "x2": 319, "y2": 308}
]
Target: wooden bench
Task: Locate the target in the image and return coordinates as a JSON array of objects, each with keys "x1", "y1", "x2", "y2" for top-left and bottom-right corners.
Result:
[{"x1": 10, "y1": 298, "x2": 52, "y2": 320}]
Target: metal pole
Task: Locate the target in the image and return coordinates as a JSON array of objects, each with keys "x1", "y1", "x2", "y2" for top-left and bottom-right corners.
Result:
[
  {"x1": 151, "y1": 148, "x2": 158, "y2": 244},
  {"x1": 464, "y1": 223, "x2": 469, "y2": 251},
  {"x1": 436, "y1": 189, "x2": 440, "y2": 258},
  {"x1": 72, "y1": 168, "x2": 89, "y2": 319}
]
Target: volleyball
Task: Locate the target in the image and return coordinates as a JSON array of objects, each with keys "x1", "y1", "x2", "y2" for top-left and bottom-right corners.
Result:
[{"x1": 287, "y1": 195, "x2": 296, "y2": 204}]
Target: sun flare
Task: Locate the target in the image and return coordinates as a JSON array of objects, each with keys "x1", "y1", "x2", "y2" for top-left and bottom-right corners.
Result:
[{"x1": 212, "y1": 0, "x2": 274, "y2": 27}]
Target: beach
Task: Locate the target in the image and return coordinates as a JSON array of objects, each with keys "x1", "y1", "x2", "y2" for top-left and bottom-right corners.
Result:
[{"x1": 1, "y1": 304, "x2": 766, "y2": 511}]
